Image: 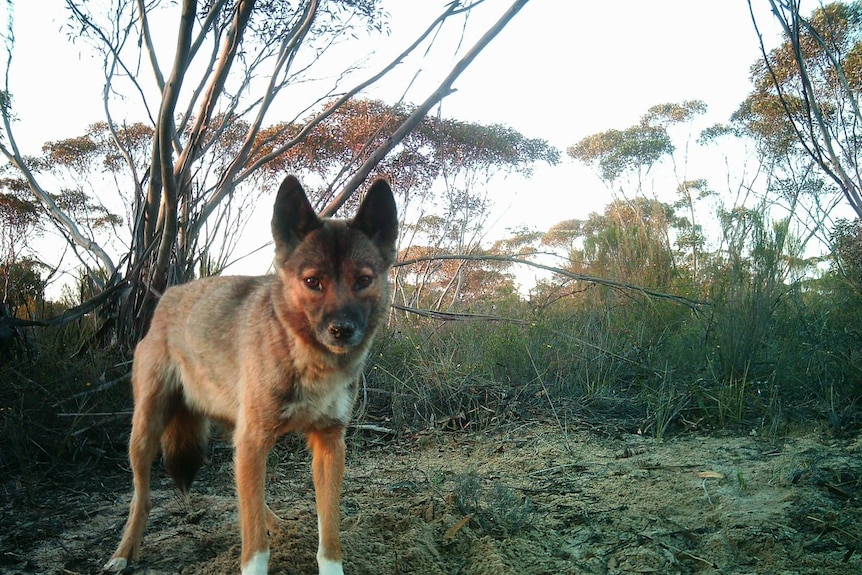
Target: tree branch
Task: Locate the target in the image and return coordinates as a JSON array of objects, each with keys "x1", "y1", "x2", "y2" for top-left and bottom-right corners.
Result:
[
  {"x1": 323, "y1": 0, "x2": 532, "y2": 217},
  {"x1": 154, "y1": 0, "x2": 198, "y2": 278},
  {"x1": 190, "y1": 0, "x2": 471, "y2": 236},
  {"x1": 176, "y1": 0, "x2": 255, "y2": 182},
  {"x1": 394, "y1": 253, "x2": 709, "y2": 311},
  {"x1": 0, "y1": 24, "x2": 116, "y2": 277},
  {"x1": 751, "y1": 0, "x2": 862, "y2": 218},
  {"x1": 136, "y1": 0, "x2": 166, "y2": 92},
  {"x1": 189, "y1": 0, "x2": 319, "y2": 239}
]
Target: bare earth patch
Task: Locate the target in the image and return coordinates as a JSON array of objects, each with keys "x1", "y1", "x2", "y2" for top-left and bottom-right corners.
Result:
[{"x1": 2, "y1": 422, "x2": 861, "y2": 574}]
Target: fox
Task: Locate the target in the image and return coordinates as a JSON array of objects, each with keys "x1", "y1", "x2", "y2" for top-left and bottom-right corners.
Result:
[{"x1": 104, "y1": 175, "x2": 398, "y2": 575}]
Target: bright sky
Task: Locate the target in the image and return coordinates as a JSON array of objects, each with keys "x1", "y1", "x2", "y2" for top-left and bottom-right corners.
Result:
[{"x1": 5, "y1": 0, "x2": 789, "y2": 282}]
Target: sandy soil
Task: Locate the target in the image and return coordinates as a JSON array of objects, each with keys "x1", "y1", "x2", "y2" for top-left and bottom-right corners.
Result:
[{"x1": 2, "y1": 422, "x2": 861, "y2": 574}]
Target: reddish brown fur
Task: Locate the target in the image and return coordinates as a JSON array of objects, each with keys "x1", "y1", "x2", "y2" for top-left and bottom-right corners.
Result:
[{"x1": 105, "y1": 176, "x2": 398, "y2": 575}]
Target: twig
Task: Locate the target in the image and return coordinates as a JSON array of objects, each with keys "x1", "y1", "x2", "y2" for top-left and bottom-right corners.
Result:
[
  {"x1": 528, "y1": 463, "x2": 587, "y2": 477},
  {"x1": 351, "y1": 423, "x2": 395, "y2": 435},
  {"x1": 700, "y1": 477, "x2": 714, "y2": 506},
  {"x1": 57, "y1": 411, "x2": 134, "y2": 417},
  {"x1": 390, "y1": 303, "x2": 529, "y2": 324},
  {"x1": 52, "y1": 373, "x2": 131, "y2": 408},
  {"x1": 639, "y1": 531, "x2": 719, "y2": 569}
]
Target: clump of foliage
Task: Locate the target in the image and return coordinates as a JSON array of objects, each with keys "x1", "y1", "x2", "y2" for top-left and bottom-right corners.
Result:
[{"x1": 454, "y1": 473, "x2": 533, "y2": 537}]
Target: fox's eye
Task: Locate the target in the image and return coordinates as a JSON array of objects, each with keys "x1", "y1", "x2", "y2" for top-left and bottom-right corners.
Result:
[
  {"x1": 304, "y1": 277, "x2": 322, "y2": 291},
  {"x1": 355, "y1": 275, "x2": 373, "y2": 290}
]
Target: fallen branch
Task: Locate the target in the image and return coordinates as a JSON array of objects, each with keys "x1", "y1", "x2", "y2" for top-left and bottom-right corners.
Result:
[
  {"x1": 0, "y1": 279, "x2": 130, "y2": 329},
  {"x1": 390, "y1": 303, "x2": 529, "y2": 324},
  {"x1": 395, "y1": 253, "x2": 709, "y2": 312},
  {"x1": 350, "y1": 423, "x2": 395, "y2": 435}
]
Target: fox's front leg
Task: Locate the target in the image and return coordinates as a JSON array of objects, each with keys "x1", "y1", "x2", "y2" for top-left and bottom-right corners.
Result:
[
  {"x1": 234, "y1": 430, "x2": 271, "y2": 575},
  {"x1": 307, "y1": 426, "x2": 347, "y2": 575}
]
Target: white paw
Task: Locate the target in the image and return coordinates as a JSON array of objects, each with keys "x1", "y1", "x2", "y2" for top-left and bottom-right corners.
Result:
[
  {"x1": 241, "y1": 550, "x2": 270, "y2": 575},
  {"x1": 103, "y1": 557, "x2": 128, "y2": 572},
  {"x1": 318, "y1": 556, "x2": 344, "y2": 575}
]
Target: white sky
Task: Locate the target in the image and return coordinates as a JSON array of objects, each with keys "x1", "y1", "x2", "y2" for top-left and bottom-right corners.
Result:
[{"x1": 5, "y1": 0, "x2": 794, "y2": 284}]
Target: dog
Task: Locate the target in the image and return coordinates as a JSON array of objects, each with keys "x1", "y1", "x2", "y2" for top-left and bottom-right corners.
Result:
[{"x1": 104, "y1": 175, "x2": 398, "y2": 575}]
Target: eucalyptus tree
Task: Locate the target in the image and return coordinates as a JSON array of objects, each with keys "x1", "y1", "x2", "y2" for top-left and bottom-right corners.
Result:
[
  {"x1": 542, "y1": 197, "x2": 683, "y2": 293},
  {"x1": 564, "y1": 101, "x2": 708, "y2": 289},
  {"x1": 568, "y1": 101, "x2": 706, "y2": 194},
  {"x1": 746, "y1": 0, "x2": 862, "y2": 220},
  {"x1": 0, "y1": 0, "x2": 530, "y2": 345},
  {"x1": 5, "y1": 99, "x2": 560, "y2": 322},
  {"x1": 0, "y1": 180, "x2": 43, "y2": 314}
]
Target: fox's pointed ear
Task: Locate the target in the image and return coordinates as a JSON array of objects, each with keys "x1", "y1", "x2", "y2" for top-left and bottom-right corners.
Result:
[
  {"x1": 351, "y1": 179, "x2": 398, "y2": 265},
  {"x1": 272, "y1": 175, "x2": 322, "y2": 259}
]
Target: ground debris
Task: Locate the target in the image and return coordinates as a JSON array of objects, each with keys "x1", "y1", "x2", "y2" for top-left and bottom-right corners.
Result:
[{"x1": 3, "y1": 424, "x2": 861, "y2": 574}]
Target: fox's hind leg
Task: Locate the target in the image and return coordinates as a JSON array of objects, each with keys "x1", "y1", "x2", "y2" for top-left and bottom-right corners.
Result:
[{"x1": 104, "y1": 350, "x2": 177, "y2": 572}]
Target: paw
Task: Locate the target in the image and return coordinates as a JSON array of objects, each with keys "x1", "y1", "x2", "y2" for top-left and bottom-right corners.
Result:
[
  {"x1": 103, "y1": 557, "x2": 128, "y2": 572},
  {"x1": 241, "y1": 550, "x2": 270, "y2": 575},
  {"x1": 318, "y1": 556, "x2": 344, "y2": 575}
]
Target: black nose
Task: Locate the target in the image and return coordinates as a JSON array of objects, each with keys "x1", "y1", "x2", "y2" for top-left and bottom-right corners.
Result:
[{"x1": 329, "y1": 322, "x2": 356, "y2": 342}]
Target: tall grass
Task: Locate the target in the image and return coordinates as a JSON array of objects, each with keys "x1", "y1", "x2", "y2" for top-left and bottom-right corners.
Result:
[
  {"x1": 0, "y1": 317, "x2": 130, "y2": 500},
  {"x1": 363, "y1": 208, "x2": 862, "y2": 439}
]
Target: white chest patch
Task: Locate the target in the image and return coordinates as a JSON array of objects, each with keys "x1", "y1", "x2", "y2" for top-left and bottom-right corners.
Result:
[{"x1": 281, "y1": 372, "x2": 357, "y2": 426}]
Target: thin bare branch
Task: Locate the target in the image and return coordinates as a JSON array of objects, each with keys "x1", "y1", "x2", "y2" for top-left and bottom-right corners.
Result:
[
  {"x1": 324, "y1": 0, "x2": 532, "y2": 217},
  {"x1": 195, "y1": 0, "x2": 319, "y2": 231},
  {"x1": 390, "y1": 302, "x2": 530, "y2": 324},
  {"x1": 0, "y1": 23, "x2": 116, "y2": 276},
  {"x1": 136, "y1": 0, "x2": 165, "y2": 92}
]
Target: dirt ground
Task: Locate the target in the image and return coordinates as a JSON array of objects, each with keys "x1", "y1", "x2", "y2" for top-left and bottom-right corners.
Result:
[{"x1": 2, "y1": 420, "x2": 861, "y2": 575}]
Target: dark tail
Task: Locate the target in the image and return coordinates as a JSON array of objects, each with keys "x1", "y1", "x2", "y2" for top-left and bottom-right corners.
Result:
[{"x1": 160, "y1": 399, "x2": 209, "y2": 493}]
